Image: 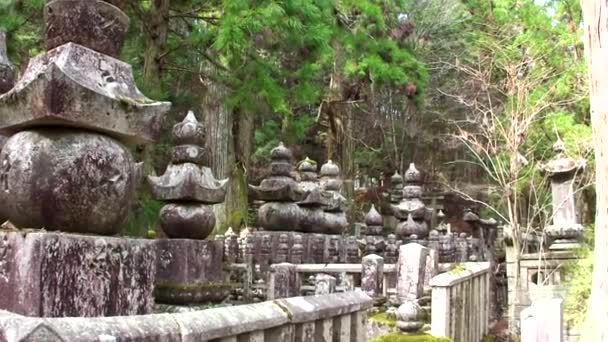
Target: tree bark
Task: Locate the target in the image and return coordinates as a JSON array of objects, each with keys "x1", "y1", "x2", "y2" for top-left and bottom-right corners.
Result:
[
  {"x1": 143, "y1": 0, "x2": 169, "y2": 98},
  {"x1": 201, "y1": 75, "x2": 252, "y2": 234},
  {"x1": 580, "y1": 0, "x2": 608, "y2": 340}
]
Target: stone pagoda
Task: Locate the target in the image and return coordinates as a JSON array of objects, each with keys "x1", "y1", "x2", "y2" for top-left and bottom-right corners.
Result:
[
  {"x1": 0, "y1": 0, "x2": 169, "y2": 317},
  {"x1": 148, "y1": 110, "x2": 230, "y2": 304},
  {"x1": 393, "y1": 163, "x2": 430, "y2": 241},
  {"x1": 248, "y1": 143, "x2": 351, "y2": 264},
  {"x1": 148, "y1": 111, "x2": 228, "y2": 240},
  {"x1": 541, "y1": 137, "x2": 586, "y2": 250}
]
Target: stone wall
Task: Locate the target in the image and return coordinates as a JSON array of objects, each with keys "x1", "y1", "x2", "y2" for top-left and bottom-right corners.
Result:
[
  {"x1": 430, "y1": 262, "x2": 491, "y2": 342},
  {"x1": 0, "y1": 292, "x2": 372, "y2": 342}
]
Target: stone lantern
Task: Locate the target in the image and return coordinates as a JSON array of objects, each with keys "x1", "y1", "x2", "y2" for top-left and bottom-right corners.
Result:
[{"x1": 541, "y1": 137, "x2": 586, "y2": 250}]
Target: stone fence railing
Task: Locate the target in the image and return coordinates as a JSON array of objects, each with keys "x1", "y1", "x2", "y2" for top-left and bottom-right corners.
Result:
[
  {"x1": 227, "y1": 256, "x2": 453, "y2": 300},
  {"x1": 430, "y1": 262, "x2": 491, "y2": 342},
  {"x1": 0, "y1": 292, "x2": 372, "y2": 342}
]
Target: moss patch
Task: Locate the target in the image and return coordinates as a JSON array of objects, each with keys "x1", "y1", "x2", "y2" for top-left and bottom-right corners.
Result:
[
  {"x1": 370, "y1": 332, "x2": 451, "y2": 342},
  {"x1": 369, "y1": 312, "x2": 397, "y2": 328}
]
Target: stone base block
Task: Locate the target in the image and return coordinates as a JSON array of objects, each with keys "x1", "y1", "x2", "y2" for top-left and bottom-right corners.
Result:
[
  {"x1": 155, "y1": 239, "x2": 229, "y2": 304},
  {"x1": 0, "y1": 231, "x2": 156, "y2": 317}
]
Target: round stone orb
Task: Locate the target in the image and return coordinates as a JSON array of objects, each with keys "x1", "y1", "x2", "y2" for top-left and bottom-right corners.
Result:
[
  {"x1": 159, "y1": 203, "x2": 216, "y2": 239},
  {"x1": 0, "y1": 129, "x2": 139, "y2": 235}
]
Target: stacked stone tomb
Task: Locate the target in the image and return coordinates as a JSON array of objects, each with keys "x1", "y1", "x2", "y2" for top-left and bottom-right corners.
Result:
[
  {"x1": 0, "y1": 0, "x2": 170, "y2": 317},
  {"x1": 393, "y1": 163, "x2": 430, "y2": 242},
  {"x1": 247, "y1": 145, "x2": 350, "y2": 265},
  {"x1": 148, "y1": 111, "x2": 230, "y2": 305}
]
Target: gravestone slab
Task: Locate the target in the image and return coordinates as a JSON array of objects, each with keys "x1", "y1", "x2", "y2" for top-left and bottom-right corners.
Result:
[
  {"x1": 397, "y1": 243, "x2": 429, "y2": 302},
  {"x1": 268, "y1": 263, "x2": 298, "y2": 300},
  {"x1": 361, "y1": 254, "x2": 384, "y2": 297},
  {"x1": 0, "y1": 231, "x2": 155, "y2": 317}
]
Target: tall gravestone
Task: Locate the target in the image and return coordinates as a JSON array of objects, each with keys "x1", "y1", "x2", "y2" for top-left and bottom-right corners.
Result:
[
  {"x1": 0, "y1": 0, "x2": 170, "y2": 316},
  {"x1": 541, "y1": 138, "x2": 585, "y2": 250}
]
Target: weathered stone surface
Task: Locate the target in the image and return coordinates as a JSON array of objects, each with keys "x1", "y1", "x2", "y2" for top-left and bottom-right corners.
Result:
[
  {"x1": 362, "y1": 254, "x2": 384, "y2": 297},
  {"x1": 314, "y1": 274, "x2": 336, "y2": 295},
  {"x1": 257, "y1": 202, "x2": 303, "y2": 231},
  {"x1": 0, "y1": 231, "x2": 155, "y2": 317},
  {"x1": 159, "y1": 203, "x2": 216, "y2": 239},
  {"x1": 397, "y1": 243, "x2": 429, "y2": 302},
  {"x1": 0, "y1": 43, "x2": 170, "y2": 145},
  {"x1": 0, "y1": 313, "x2": 182, "y2": 342},
  {"x1": 300, "y1": 208, "x2": 348, "y2": 234},
  {"x1": 155, "y1": 239, "x2": 227, "y2": 304},
  {"x1": 44, "y1": 0, "x2": 129, "y2": 57},
  {"x1": 170, "y1": 145, "x2": 205, "y2": 164},
  {"x1": 0, "y1": 31, "x2": 16, "y2": 94},
  {"x1": 0, "y1": 293, "x2": 374, "y2": 342},
  {"x1": 424, "y1": 248, "x2": 439, "y2": 290},
  {"x1": 276, "y1": 291, "x2": 373, "y2": 323},
  {"x1": 396, "y1": 301, "x2": 423, "y2": 333},
  {"x1": 249, "y1": 176, "x2": 303, "y2": 202},
  {"x1": 0, "y1": 129, "x2": 140, "y2": 234},
  {"x1": 521, "y1": 299, "x2": 563, "y2": 342},
  {"x1": 267, "y1": 263, "x2": 298, "y2": 300},
  {"x1": 148, "y1": 164, "x2": 228, "y2": 203}
]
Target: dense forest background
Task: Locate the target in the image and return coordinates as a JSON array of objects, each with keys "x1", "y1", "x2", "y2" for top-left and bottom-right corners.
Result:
[{"x1": 0, "y1": 0, "x2": 594, "y2": 237}]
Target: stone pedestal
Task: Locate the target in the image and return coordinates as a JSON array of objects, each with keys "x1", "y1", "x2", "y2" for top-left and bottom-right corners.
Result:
[
  {"x1": 0, "y1": 231, "x2": 155, "y2": 317},
  {"x1": 155, "y1": 239, "x2": 229, "y2": 304}
]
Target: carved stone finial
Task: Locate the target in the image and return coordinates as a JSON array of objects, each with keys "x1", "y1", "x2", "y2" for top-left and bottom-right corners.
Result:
[
  {"x1": 298, "y1": 156, "x2": 317, "y2": 172},
  {"x1": 271, "y1": 141, "x2": 293, "y2": 161},
  {"x1": 148, "y1": 111, "x2": 228, "y2": 239},
  {"x1": 365, "y1": 204, "x2": 383, "y2": 227},
  {"x1": 320, "y1": 160, "x2": 340, "y2": 178},
  {"x1": 404, "y1": 163, "x2": 421, "y2": 183},
  {"x1": 391, "y1": 170, "x2": 403, "y2": 184}
]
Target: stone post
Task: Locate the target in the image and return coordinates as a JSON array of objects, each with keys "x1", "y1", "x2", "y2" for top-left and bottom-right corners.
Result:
[
  {"x1": 361, "y1": 254, "x2": 384, "y2": 297},
  {"x1": 315, "y1": 274, "x2": 336, "y2": 295},
  {"x1": 397, "y1": 243, "x2": 429, "y2": 302},
  {"x1": 268, "y1": 263, "x2": 298, "y2": 300}
]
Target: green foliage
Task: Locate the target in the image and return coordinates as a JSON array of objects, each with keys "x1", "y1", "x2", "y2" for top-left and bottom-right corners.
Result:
[
  {"x1": 123, "y1": 192, "x2": 163, "y2": 238},
  {"x1": 564, "y1": 225, "x2": 594, "y2": 327},
  {"x1": 370, "y1": 332, "x2": 451, "y2": 342},
  {"x1": 369, "y1": 312, "x2": 397, "y2": 328}
]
